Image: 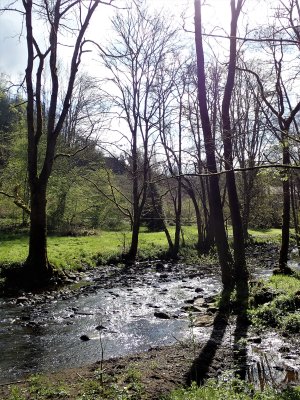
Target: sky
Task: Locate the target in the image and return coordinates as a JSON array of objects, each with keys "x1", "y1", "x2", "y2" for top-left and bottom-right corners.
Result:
[{"x1": 0, "y1": 0, "x2": 271, "y2": 83}]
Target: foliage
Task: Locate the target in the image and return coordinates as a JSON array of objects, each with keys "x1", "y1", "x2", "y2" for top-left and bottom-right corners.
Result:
[
  {"x1": 166, "y1": 378, "x2": 300, "y2": 400},
  {"x1": 141, "y1": 182, "x2": 166, "y2": 232},
  {"x1": 0, "y1": 87, "x2": 25, "y2": 167},
  {"x1": 4, "y1": 366, "x2": 145, "y2": 400},
  {"x1": 247, "y1": 172, "x2": 282, "y2": 230},
  {"x1": 0, "y1": 85, "x2": 28, "y2": 227},
  {"x1": 249, "y1": 275, "x2": 300, "y2": 333}
]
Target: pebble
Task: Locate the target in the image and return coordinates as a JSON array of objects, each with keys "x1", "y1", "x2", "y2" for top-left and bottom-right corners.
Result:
[
  {"x1": 80, "y1": 335, "x2": 90, "y2": 341},
  {"x1": 154, "y1": 311, "x2": 171, "y2": 319}
]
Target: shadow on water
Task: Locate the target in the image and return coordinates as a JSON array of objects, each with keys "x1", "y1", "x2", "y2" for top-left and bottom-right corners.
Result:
[
  {"x1": 187, "y1": 287, "x2": 250, "y2": 385},
  {"x1": 233, "y1": 312, "x2": 250, "y2": 380},
  {"x1": 186, "y1": 289, "x2": 232, "y2": 385}
]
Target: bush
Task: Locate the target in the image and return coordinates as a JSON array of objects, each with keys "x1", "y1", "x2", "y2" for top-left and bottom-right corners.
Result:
[{"x1": 281, "y1": 313, "x2": 300, "y2": 334}]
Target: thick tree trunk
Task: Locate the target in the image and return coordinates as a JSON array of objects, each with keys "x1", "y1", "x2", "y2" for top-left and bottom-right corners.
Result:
[
  {"x1": 221, "y1": 0, "x2": 248, "y2": 306},
  {"x1": 25, "y1": 183, "x2": 53, "y2": 283},
  {"x1": 194, "y1": 0, "x2": 233, "y2": 291},
  {"x1": 226, "y1": 170, "x2": 248, "y2": 299},
  {"x1": 128, "y1": 219, "x2": 140, "y2": 262}
]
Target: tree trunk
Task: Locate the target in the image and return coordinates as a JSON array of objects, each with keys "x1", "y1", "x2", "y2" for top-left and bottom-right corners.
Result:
[
  {"x1": 221, "y1": 0, "x2": 248, "y2": 305},
  {"x1": 25, "y1": 183, "x2": 53, "y2": 283},
  {"x1": 183, "y1": 182, "x2": 212, "y2": 253},
  {"x1": 172, "y1": 176, "x2": 182, "y2": 259},
  {"x1": 191, "y1": 193, "x2": 205, "y2": 251},
  {"x1": 164, "y1": 227, "x2": 174, "y2": 253},
  {"x1": 241, "y1": 171, "x2": 250, "y2": 241},
  {"x1": 291, "y1": 179, "x2": 300, "y2": 255},
  {"x1": 194, "y1": 0, "x2": 233, "y2": 291},
  {"x1": 279, "y1": 141, "x2": 291, "y2": 272},
  {"x1": 128, "y1": 218, "x2": 140, "y2": 262}
]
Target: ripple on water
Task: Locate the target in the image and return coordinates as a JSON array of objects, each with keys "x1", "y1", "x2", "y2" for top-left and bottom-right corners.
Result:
[{"x1": 0, "y1": 274, "x2": 221, "y2": 383}]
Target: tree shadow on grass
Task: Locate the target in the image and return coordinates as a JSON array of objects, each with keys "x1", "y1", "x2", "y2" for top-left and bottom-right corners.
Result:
[{"x1": 186, "y1": 288, "x2": 250, "y2": 385}]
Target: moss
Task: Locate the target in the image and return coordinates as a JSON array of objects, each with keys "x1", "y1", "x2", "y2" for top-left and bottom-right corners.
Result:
[{"x1": 249, "y1": 275, "x2": 300, "y2": 334}]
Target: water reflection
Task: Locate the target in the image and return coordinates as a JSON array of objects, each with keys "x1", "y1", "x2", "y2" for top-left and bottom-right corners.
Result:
[
  {"x1": 0, "y1": 274, "x2": 220, "y2": 384},
  {"x1": 247, "y1": 334, "x2": 300, "y2": 389}
]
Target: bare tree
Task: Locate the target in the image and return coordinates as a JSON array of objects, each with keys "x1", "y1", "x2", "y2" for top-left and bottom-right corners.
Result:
[
  {"x1": 221, "y1": 0, "x2": 248, "y2": 303},
  {"x1": 240, "y1": 0, "x2": 300, "y2": 273},
  {"x1": 231, "y1": 67, "x2": 268, "y2": 239},
  {"x1": 194, "y1": 0, "x2": 234, "y2": 291},
  {"x1": 100, "y1": 2, "x2": 178, "y2": 262}
]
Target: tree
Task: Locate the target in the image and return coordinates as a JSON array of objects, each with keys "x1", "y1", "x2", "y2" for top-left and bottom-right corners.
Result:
[
  {"x1": 48, "y1": 74, "x2": 106, "y2": 233},
  {"x1": 194, "y1": 0, "x2": 234, "y2": 291},
  {"x1": 100, "y1": 1, "x2": 178, "y2": 262},
  {"x1": 221, "y1": 0, "x2": 248, "y2": 303},
  {"x1": 184, "y1": 61, "x2": 220, "y2": 252},
  {"x1": 239, "y1": 0, "x2": 300, "y2": 273},
  {"x1": 1, "y1": 0, "x2": 106, "y2": 284},
  {"x1": 231, "y1": 66, "x2": 268, "y2": 239}
]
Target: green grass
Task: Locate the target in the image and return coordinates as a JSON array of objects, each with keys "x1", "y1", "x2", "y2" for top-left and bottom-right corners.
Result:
[
  {"x1": 249, "y1": 275, "x2": 300, "y2": 333},
  {"x1": 3, "y1": 366, "x2": 144, "y2": 400},
  {"x1": 268, "y1": 274, "x2": 300, "y2": 293},
  {"x1": 0, "y1": 227, "x2": 200, "y2": 271},
  {"x1": 248, "y1": 228, "x2": 283, "y2": 237},
  {"x1": 0, "y1": 225, "x2": 291, "y2": 272},
  {"x1": 4, "y1": 373, "x2": 300, "y2": 400},
  {"x1": 166, "y1": 379, "x2": 300, "y2": 400}
]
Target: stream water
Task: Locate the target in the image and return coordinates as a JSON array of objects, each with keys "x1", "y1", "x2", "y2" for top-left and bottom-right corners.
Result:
[
  {"x1": 0, "y1": 260, "x2": 299, "y2": 386},
  {"x1": 0, "y1": 266, "x2": 220, "y2": 384}
]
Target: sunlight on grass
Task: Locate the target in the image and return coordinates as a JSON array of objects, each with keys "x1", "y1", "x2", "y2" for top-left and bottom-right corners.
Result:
[
  {"x1": 248, "y1": 228, "x2": 282, "y2": 237},
  {"x1": 0, "y1": 225, "x2": 288, "y2": 271},
  {"x1": 0, "y1": 235, "x2": 28, "y2": 264},
  {"x1": 269, "y1": 274, "x2": 300, "y2": 294}
]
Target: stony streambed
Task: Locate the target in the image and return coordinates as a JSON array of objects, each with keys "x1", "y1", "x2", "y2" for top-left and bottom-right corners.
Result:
[
  {"x1": 0, "y1": 262, "x2": 221, "y2": 384},
  {"x1": 0, "y1": 250, "x2": 299, "y2": 388}
]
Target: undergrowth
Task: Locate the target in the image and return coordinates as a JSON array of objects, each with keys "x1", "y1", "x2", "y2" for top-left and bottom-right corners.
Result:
[
  {"x1": 4, "y1": 374, "x2": 300, "y2": 400},
  {"x1": 3, "y1": 367, "x2": 145, "y2": 400},
  {"x1": 249, "y1": 275, "x2": 300, "y2": 334},
  {"x1": 166, "y1": 379, "x2": 300, "y2": 400}
]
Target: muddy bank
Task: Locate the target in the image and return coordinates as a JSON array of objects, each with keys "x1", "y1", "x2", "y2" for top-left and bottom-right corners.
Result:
[
  {"x1": 0, "y1": 340, "x2": 231, "y2": 400},
  {"x1": 1, "y1": 321, "x2": 299, "y2": 400}
]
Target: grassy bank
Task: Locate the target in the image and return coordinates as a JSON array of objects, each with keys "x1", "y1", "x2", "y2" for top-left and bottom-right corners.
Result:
[
  {"x1": 0, "y1": 227, "x2": 284, "y2": 272},
  {"x1": 3, "y1": 369, "x2": 300, "y2": 400},
  {"x1": 249, "y1": 274, "x2": 300, "y2": 334},
  {"x1": 167, "y1": 379, "x2": 300, "y2": 400},
  {"x1": 0, "y1": 227, "x2": 196, "y2": 271}
]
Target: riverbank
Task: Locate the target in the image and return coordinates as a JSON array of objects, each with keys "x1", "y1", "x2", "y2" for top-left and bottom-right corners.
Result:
[
  {"x1": 0, "y1": 339, "x2": 241, "y2": 400},
  {"x1": 1, "y1": 295, "x2": 299, "y2": 399},
  {"x1": 0, "y1": 239, "x2": 299, "y2": 399},
  {"x1": 0, "y1": 227, "x2": 283, "y2": 272}
]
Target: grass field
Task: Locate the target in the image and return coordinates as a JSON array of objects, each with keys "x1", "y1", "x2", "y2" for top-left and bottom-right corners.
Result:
[{"x1": 0, "y1": 227, "x2": 284, "y2": 271}]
